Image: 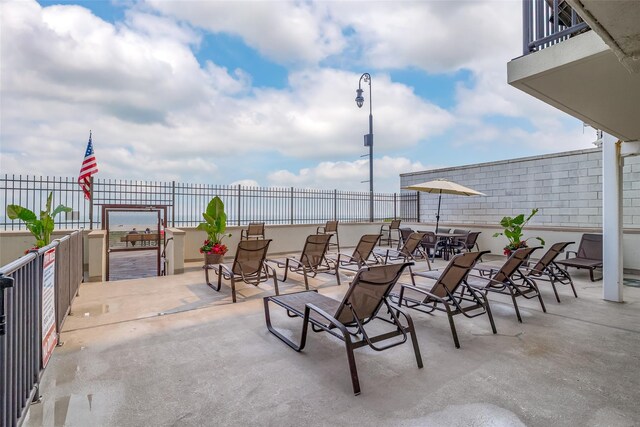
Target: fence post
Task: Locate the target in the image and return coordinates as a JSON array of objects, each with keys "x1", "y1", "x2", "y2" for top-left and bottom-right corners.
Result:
[
  {"x1": 334, "y1": 189, "x2": 337, "y2": 221},
  {"x1": 290, "y1": 187, "x2": 294, "y2": 225},
  {"x1": 394, "y1": 193, "x2": 397, "y2": 219},
  {"x1": 171, "y1": 181, "x2": 176, "y2": 227},
  {"x1": 237, "y1": 185, "x2": 241, "y2": 226},
  {"x1": 416, "y1": 191, "x2": 420, "y2": 222}
]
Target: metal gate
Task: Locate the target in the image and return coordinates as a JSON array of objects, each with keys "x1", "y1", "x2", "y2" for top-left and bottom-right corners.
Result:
[{"x1": 102, "y1": 205, "x2": 167, "y2": 281}]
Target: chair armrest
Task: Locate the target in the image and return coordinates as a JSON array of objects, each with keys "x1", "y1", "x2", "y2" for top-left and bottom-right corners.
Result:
[
  {"x1": 565, "y1": 250, "x2": 577, "y2": 259},
  {"x1": 305, "y1": 303, "x2": 344, "y2": 331},
  {"x1": 399, "y1": 283, "x2": 443, "y2": 303},
  {"x1": 316, "y1": 226, "x2": 326, "y2": 234},
  {"x1": 464, "y1": 274, "x2": 503, "y2": 289},
  {"x1": 241, "y1": 229, "x2": 247, "y2": 239}
]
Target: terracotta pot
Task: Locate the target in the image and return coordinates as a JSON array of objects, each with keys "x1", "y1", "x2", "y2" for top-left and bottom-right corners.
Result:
[{"x1": 204, "y1": 253, "x2": 224, "y2": 265}]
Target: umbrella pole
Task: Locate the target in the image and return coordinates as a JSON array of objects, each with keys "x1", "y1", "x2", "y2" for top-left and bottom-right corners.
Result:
[{"x1": 435, "y1": 191, "x2": 442, "y2": 233}]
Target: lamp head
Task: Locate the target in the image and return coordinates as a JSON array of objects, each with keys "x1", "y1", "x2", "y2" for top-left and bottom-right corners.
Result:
[{"x1": 355, "y1": 88, "x2": 364, "y2": 108}]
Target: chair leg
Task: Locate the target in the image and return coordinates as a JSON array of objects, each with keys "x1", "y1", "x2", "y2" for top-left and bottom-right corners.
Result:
[
  {"x1": 342, "y1": 332, "x2": 361, "y2": 395},
  {"x1": 506, "y1": 287, "x2": 523, "y2": 323},
  {"x1": 482, "y1": 293, "x2": 497, "y2": 334},
  {"x1": 263, "y1": 297, "x2": 309, "y2": 351},
  {"x1": 230, "y1": 277, "x2": 237, "y2": 303},
  {"x1": 405, "y1": 314, "x2": 423, "y2": 369},
  {"x1": 531, "y1": 280, "x2": 546, "y2": 313},
  {"x1": 205, "y1": 267, "x2": 221, "y2": 291},
  {"x1": 336, "y1": 232, "x2": 340, "y2": 253},
  {"x1": 550, "y1": 279, "x2": 561, "y2": 303},
  {"x1": 302, "y1": 269, "x2": 309, "y2": 291},
  {"x1": 443, "y1": 303, "x2": 460, "y2": 349},
  {"x1": 569, "y1": 277, "x2": 578, "y2": 298}
]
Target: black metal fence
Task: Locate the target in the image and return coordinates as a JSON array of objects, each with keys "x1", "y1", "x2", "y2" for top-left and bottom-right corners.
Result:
[
  {"x1": 523, "y1": 0, "x2": 589, "y2": 54},
  {"x1": 0, "y1": 231, "x2": 83, "y2": 427},
  {"x1": 1, "y1": 175, "x2": 419, "y2": 230}
]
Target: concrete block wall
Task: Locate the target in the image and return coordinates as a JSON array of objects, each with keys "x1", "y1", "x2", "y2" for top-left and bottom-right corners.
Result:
[{"x1": 401, "y1": 148, "x2": 640, "y2": 228}]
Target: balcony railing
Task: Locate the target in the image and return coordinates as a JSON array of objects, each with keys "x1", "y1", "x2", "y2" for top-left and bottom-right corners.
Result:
[{"x1": 523, "y1": 0, "x2": 590, "y2": 55}]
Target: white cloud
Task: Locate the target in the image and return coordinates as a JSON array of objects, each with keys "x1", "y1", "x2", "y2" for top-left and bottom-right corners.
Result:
[{"x1": 267, "y1": 156, "x2": 437, "y2": 193}]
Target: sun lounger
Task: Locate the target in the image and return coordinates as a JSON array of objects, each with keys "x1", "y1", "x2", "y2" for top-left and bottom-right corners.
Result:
[
  {"x1": 555, "y1": 234, "x2": 602, "y2": 281},
  {"x1": 241, "y1": 222, "x2": 265, "y2": 240},
  {"x1": 264, "y1": 262, "x2": 422, "y2": 395},
  {"x1": 316, "y1": 220, "x2": 340, "y2": 252},
  {"x1": 521, "y1": 242, "x2": 577, "y2": 302},
  {"x1": 330, "y1": 234, "x2": 382, "y2": 285}
]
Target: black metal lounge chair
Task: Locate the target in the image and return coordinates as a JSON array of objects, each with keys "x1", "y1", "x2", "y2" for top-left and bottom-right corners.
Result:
[
  {"x1": 264, "y1": 262, "x2": 423, "y2": 395},
  {"x1": 394, "y1": 251, "x2": 494, "y2": 348},
  {"x1": 380, "y1": 219, "x2": 401, "y2": 248},
  {"x1": 468, "y1": 247, "x2": 545, "y2": 323},
  {"x1": 241, "y1": 222, "x2": 265, "y2": 240},
  {"x1": 374, "y1": 232, "x2": 431, "y2": 274},
  {"x1": 205, "y1": 239, "x2": 278, "y2": 303},
  {"x1": 330, "y1": 234, "x2": 382, "y2": 285},
  {"x1": 268, "y1": 234, "x2": 336, "y2": 290},
  {"x1": 521, "y1": 242, "x2": 577, "y2": 302},
  {"x1": 316, "y1": 220, "x2": 340, "y2": 252},
  {"x1": 555, "y1": 234, "x2": 602, "y2": 282}
]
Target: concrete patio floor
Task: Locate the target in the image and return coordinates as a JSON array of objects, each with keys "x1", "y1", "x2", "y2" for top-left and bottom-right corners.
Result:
[{"x1": 23, "y1": 253, "x2": 640, "y2": 427}]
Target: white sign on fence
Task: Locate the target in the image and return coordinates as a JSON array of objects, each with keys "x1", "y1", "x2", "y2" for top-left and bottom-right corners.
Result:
[{"x1": 42, "y1": 247, "x2": 57, "y2": 368}]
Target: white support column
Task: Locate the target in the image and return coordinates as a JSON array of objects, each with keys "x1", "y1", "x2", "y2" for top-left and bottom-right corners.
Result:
[{"x1": 602, "y1": 135, "x2": 623, "y2": 302}]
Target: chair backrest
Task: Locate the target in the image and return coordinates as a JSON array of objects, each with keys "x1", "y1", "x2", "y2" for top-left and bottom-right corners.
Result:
[
  {"x1": 453, "y1": 229, "x2": 469, "y2": 243},
  {"x1": 399, "y1": 228, "x2": 414, "y2": 245},
  {"x1": 324, "y1": 221, "x2": 338, "y2": 233},
  {"x1": 300, "y1": 234, "x2": 332, "y2": 268},
  {"x1": 400, "y1": 232, "x2": 427, "y2": 257},
  {"x1": 232, "y1": 239, "x2": 272, "y2": 276},
  {"x1": 334, "y1": 262, "x2": 412, "y2": 324},
  {"x1": 577, "y1": 234, "x2": 602, "y2": 260},
  {"x1": 530, "y1": 241, "x2": 573, "y2": 274},
  {"x1": 247, "y1": 222, "x2": 265, "y2": 236},
  {"x1": 438, "y1": 228, "x2": 451, "y2": 234},
  {"x1": 351, "y1": 234, "x2": 381, "y2": 265},
  {"x1": 418, "y1": 231, "x2": 437, "y2": 248},
  {"x1": 390, "y1": 219, "x2": 401, "y2": 230},
  {"x1": 465, "y1": 231, "x2": 481, "y2": 249},
  {"x1": 493, "y1": 246, "x2": 540, "y2": 283},
  {"x1": 429, "y1": 251, "x2": 487, "y2": 298}
]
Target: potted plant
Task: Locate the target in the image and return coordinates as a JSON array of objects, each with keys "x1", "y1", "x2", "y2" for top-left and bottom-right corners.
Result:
[
  {"x1": 197, "y1": 196, "x2": 231, "y2": 264},
  {"x1": 7, "y1": 192, "x2": 72, "y2": 253},
  {"x1": 493, "y1": 208, "x2": 545, "y2": 257}
]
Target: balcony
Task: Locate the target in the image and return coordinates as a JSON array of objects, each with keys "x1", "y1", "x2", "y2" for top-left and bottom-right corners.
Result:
[{"x1": 509, "y1": 0, "x2": 640, "y2": 141}]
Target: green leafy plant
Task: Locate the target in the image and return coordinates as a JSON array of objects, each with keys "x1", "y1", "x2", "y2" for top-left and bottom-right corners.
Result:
[
  {"x1": 493, "y1": 208, "x2": 545, "y2": 255},
  {"x1": 196, "y1": 196, "x2": 231, "y2": 254},
  {"x1": 7, "y1": 192, "x2": 72, "y2": 250}
]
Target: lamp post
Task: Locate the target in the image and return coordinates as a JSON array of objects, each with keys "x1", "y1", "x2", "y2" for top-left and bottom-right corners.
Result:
[{"x1": 355, "y1": 73, "x2": 374, "y2": 222}]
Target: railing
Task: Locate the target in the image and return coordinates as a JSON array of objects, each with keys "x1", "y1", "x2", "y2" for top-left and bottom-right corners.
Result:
[
  {"x1": 0, "y1": 175, "x2": 419, "y2": 230},
  {"x1": 0, "y1": 231, "x2": 83, "y2": 427},
  {"x1": 523, "y1": 0, "x2": 590, "y2": 55}
]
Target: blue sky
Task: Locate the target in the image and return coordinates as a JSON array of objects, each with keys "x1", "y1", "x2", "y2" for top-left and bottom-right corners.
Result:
[{"x1": 1, "y1": 0, "x2": 595, "y2": 192}]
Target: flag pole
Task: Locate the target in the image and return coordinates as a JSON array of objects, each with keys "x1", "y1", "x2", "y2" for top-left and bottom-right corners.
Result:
[{"x1": 89, "y1": 176, "x2": 94, "y2": 230}]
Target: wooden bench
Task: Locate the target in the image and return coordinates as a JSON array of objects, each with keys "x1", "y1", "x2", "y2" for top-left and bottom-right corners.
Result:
[
  {"x1": 120, "y1": 233, "x2": 160, "y2": 247},
  {"x1": 555, "y1": 234, "x2": 602, "y2": 281}
]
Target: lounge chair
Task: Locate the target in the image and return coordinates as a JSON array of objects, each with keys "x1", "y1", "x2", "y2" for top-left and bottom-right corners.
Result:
[
  {"x1": 521, "y1": 242, "x2": 577, "y2": 303},
  {"x1": 468, "y1": 247, "x2": 545, "y2": 323},
  {"x1": 394, "y1": 251, "x2": 494, "y2": 348},
  {"x1": 268, "y1": 234, "x2": 336, "y2": 290},
  {"x1": 264, "y1": 262, "x2": 423, "y2": 395},
  {"x1": 380, "y1": 219, "x2": 401, "y2": 248},
  {"x1": 241, "y1": 222, "x2": 265, "y2": 240},
  {"x1": 398, "y1": 227, "x2": 414, "y2": 248},
  {"x1": 451, "y1": 231, "x2": 481, "y2": 254},
  {"x1": 374, "y1": 232, "x2": 431, "y2": 275},
  {"x1": 205, "y1": 239, "x2": 277, "y2": 303},
  {"x1": 330, "y1": 234, "x2": 382, "y2": 285},
  {"x1": 555, "y1": 234, "x2": 602, "y2": 281},
  {"x1": 316, "y1": 220, "x2": 340, "y2": 252}
]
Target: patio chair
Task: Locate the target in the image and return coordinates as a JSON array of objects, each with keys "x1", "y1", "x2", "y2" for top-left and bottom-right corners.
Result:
[
  {"x1": 316, "y1": 220, "x2": 340, "y2": 252},
  {"x1": 374, "y1": 232, "x2": 431, "y2": 276},
  {"x1": 330, "y1": 234, "x2": 383, "y2": 285},
  {"x1": 268, "y1": 234, "x2": 336, "y2": 290},
  {"x1": 519, "y1": 241, "x2": 578, "y2": 302},
  {"x1": 205, "y1": 239, "x2": 278, "y2": 303},
  {"x1": 399, "y1": 227, "x2": 414, "y2": 248},
  {"x1": 264, "y1": 262, "x2": 423, "y2": 395},
  {"x1": 380, "y1": 219, "x2": 401, "y2": 248},
  {"x1": 241, "y1": 222, "x2": 265, "y2": 240},
  {"x1": 467, "y1": 247, "x2": 545, "y2": 323},
  {"x1": 555, "y1": 234, "x2": 602, "y2": 281},
  {"x1": 417, "y1": 230, "x2": 445, "y2": 261},
  {"x1": 393, "y1": 251, "x2": 494, "y2": 348},
  {"x1": 450, "y1": 231, "x2": 481, "y2": 254}
]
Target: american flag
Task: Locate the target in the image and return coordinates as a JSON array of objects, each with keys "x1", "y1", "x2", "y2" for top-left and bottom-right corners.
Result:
[{"x1": 78, "y1": 131, "x2": 98, "y2": 200}]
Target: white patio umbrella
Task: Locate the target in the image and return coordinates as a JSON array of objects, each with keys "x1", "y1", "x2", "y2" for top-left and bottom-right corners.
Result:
[{"x1": 402, "y1": 178, "x2": 486, "y2": 233}]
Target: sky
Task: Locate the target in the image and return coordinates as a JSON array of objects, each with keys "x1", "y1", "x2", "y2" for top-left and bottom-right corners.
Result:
[{"x1": 0, "y1": 0, "x2": 597, "y2": 193}]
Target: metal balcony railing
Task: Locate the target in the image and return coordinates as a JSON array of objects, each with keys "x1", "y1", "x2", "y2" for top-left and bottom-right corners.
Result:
[{"x1": 523, "y1": 0, "x2": 590, "y2": 55}]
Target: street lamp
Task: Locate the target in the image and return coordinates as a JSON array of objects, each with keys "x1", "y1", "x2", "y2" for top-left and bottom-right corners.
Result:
[{"x1": 355, "y1": 72, "x2": 374, "y2": 222}]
